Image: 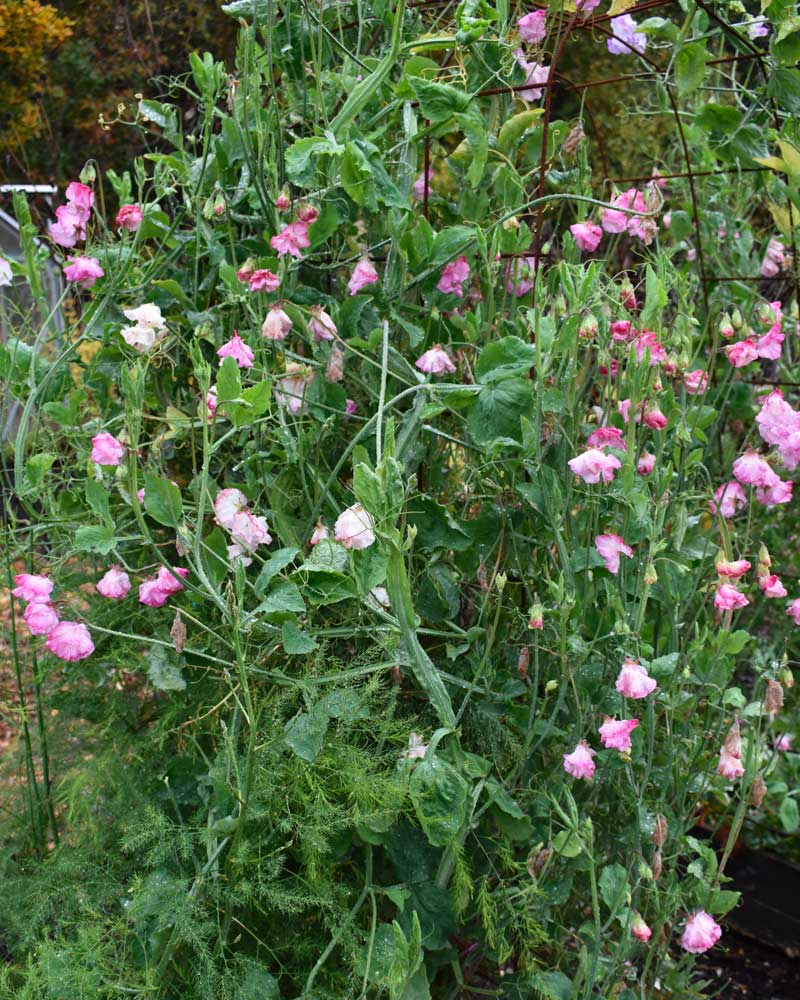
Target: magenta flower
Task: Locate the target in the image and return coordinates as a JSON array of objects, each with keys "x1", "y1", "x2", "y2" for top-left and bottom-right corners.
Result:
[
  {"x1": 437, "y1": 255, "x2": 470, "y2": 297},
  {"x1": 642, "y1": 404, "x2": 667, "y2": 431},
  {"x1": 760, "y1": 237, "x2": 785, "y2": 278},
  {"x1": 563, "y1": 740, "x2": 596, "y2": 780},
  {"x1": 308, "y1": 305, "x2": 337, "y2": 341},
  {"x1": 570, "y1": 222, "x2": 602, "y2": 253},
  {"x1": 96, "y1": 567, "x2": 131, "y2": 599},
  {"x1": 568, "y1": 448, "x2": 621, "y2": 485},
  {"x1": 631, "y1": 914, "x2": 652, "y2": 942},
  {"x1": 725, "y1": 339, "x2": 758, "y2": 368},
  {"x1": 65, "y1": 182, "x2": 93, "y2": 218},
  {"x1": 276, "y1": 192, "x2": 290, "y2": 211},
  {"x1": 684, "y1": 369, "x2": 708, "y2": 394},
  {"x1": 514, "y1": 50, "x2": 550, "y2": 101},
  {"x1": 416, "y1": 345, "x2": 456, "y2": 375},
  {"x1": 262, "y1": 305, "x2": 293, "y2": 341},
  {"x1": 310, "y1": 520, "x2": 330, "y2": 545},
  {"x1": 206, "y1": 385, "x2": 217, "y2": 420},
  {"x1": 587, "y1": 426, "x2": 626, "y2": 451},
  {"x1": 598, "y1": 717, "x2": 639, "y2": 752},
  {"x1": 344, "y1": 398, "x2": 357, "y2": 417},
  {"x1": 595, "y1": 534, "x2": 633, "y2": 575},
  {"x1": 334, "y1": 503, "x2": 375, "y2": 550},
  {"x1": 518, "y1": 10, "x2": 547, "y2": 43},
  {"x1": 64, "y1": 256, "x2": 104, "y2": 288},
  {"x1": 45, "y1": 621, "x2": 94, "y2": 661},
  {"x1": 760, "y1": 574, "x2": 787, "y2": 598},
  {"x1": 710, "y1": 481, "x2": 747, "y2": 519},
  {"x1": 154, "y1": 566, "x2": 189, "y2": 596},
  {"x1": 49, "y1": 204, "x2": 85, "y2": 247},
  {"x1": 13, "y1": 573, "x2": 54, "y2": 604},
  {"x1": 217, "y1": 332, "x2": 254, "y2": 368},
  {"x1": 348, "y1": 258, "x2": 379, "y2": 296},
  {"x1": 633, "y1": 330, "x2": 666, "y2": 366},
  {"x1": 116, "y1": 204, "x2": 143, "y2": 230},
  {"x1": 91, "y1": 432, "x2": 125, "y2": 466},
  {"x1": 715, "y1": 558, "x2": 750, "y2": 580},
  {"x1": 23, "y1": 602, "x2": 60, "y2": 636},
  {"x1": 249, "y1": 269, "x2": 281, "y2": 292},
  {"x1": 601, "y1": 188, "x2": 636, "y2": 233},
  {"x1": 714, "y1": 584, "x2": 749, "y2": 611},
  {"x1": 756, "y1": 325, "x2": 784, "y2": 360},
  {"x1": 787, "y1": 598, "x2": 800, "y2": 625},
  {"x1": 138, "y1": 580, "x2": 170, "y2": 608},
  {"x1": 637, "y1": 451, "x2": 656, "y2": 476},
  {"x1": 607, "y1": 14, "x2": 647, "y2": 55},
  {"x1": 615, "y1": 658, "x2": 657, "y2": 699},
  {"x1": 681, "y1": 911, "x2": 722, "y2": 954},
  {"x1": 270, "y1": 221, "x2": 310, "y2": 259}
]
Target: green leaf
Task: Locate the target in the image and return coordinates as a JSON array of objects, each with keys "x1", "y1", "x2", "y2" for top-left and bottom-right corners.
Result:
[
  {"x1": 217, "y1": 356, "x2": 242, "y2": 404},
  {"x1": 456, "y1": 109, "x2": 488, "y2": 187},
  {"x1": 599, "y1": 864, "x2": 629, "y2": 913},
  {"x1": 409, "y1": 756, "x2": 468, "y2": 846},
  {"x1": 231, "y1": 380, "x2": 272, "y2": 428},
  {"x1": 316, "y1": 689, "x2": 367, "y2": 721},
  {"x1": 19, "y1": 453, "x2": 56, "y2": 497},
  {"x1": 767, "y1": 69, "x2": 800, "y2": 115},
  {"x1": 648, "y1": 652, "x2": 679, "y2": 680},
  {"x1": 147, "y1": 646, "x2": 186, "y2": 691},
  {"x1": 143, "y1": 474, "x2": 183, "y2": 527},
  {"x1": 474, "y1": 336, "x2": 537, "y2": 383},
  {"x1": 254, "y1": 547, "x2": 300, "y2": 595},
  {"x1": 552, "y1": 829, "x2": 582, "y2": 858},
  {"x1": 720, "y1": 629, "x2": 751, "y2": 655},
  {"x1": 293, "y1": 565, "x2": 357, "y2": 605},
  {"x1": 353, "y1": 462, "x2": 386, "y2": 519},
  {"x1": 352, "y1": 545, "x2": 389, "y2": 596},
  {"x1": 284, "y1": 709, "x2": 329, "y2": 762},
  {"x1": 429, "y1": 225, "x2": 476, "y2": 267},
  {"x1": 709, "y1": 889, "x2": 741, "y2": 916},
  {"x1": 201, "y1": 527, "x2": 230, "y2": 586},
  {"x1": 406, "y1": 497, "x2": 470, "y2": 551},
  {"x1": 257, "y1": 581, "x2": 306, "y2": 617},
  {"x1": 779, "y1": 796, "x2": 799, "y2": 833},
  {"x1": 408, "y1": 77, "x2": 472, "y2": 122},
  {"x1": 281, "y1": 619, "x2": 318, "y2": 654},
  {"x1": 284, "y1": 135, "x2": 343, "y2": 185},
  {"x1": 640, "y1": 265, "x2": 667, "y2": 330},
  {"x1": 85, "y1": 479, "x2": 112, "y2": 523},
  {"x1": 530, "y1": 971, "x2": 574, "y2": 1000},
  {"x1": 696, "y1": 103, "x2": 742, "y2": 133},
  {"x1": 139, "y1": 99, "x2": 178, "y2": 137},
  {"x1": 340, "y1": 142, "x2": 374, "y2": 206},
  {"x1": 497, "y1": 109, "x2": 544, "y2": 154},
  {"x1": 467, "y1": 376, "x2": 533, "y2": 445},
  {"x1": 75, "y1": 524, "x2": 116, "y2": 555},
  {"x1": 675, "y1": 42, "x2": 708, "y2": 95}
]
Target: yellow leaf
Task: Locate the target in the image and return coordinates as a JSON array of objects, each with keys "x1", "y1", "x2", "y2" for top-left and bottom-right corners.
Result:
[
  {"x1": 777, "y1": 141, "x2": 800, "y2": 176},
  {"x1": 767, "y1": 201, "x2": 799, "y2": 236},
  {"x1": 754, "y1": 156, "x2": 790, "y2": 173},
  {"x1": 609, "y1": 0, "x2": 638, "y2": 14}
]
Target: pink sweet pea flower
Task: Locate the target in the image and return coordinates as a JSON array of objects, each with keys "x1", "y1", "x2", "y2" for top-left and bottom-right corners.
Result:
[
  {"x1": 787, "y1": 598, "x2": 800, "y2": 625},
  {"x1": 775, "y1": 734, "x2": 793, "y2": 751},
  {"x1": 718, "y1": 747, "x2": 745, "y2": 780},
  {"x1": 518, "y1": 10, "x2": 547, "y2": 43},
  {"x1": 732, "y1": 451, "x2": 775, "y2": 487},
  {"x1": 23, "y1": 602, "x2": 60, "y2": 636},
  {"x1": 91, "y1": 432, "x2": 125, "y2": 466},
  {"x1": 601, "y1": 188, "x2": 636, "y2": 233},
  {"x1": 437, "y1": 255, "x2": 470, "y2": 296},
  {"x1": 756, "y1": 325, "x2": 784, "y2": 360},
  {"x1": 348, "y1": 258, "x2": 379, "y2": 295},
  {"x1": 310, "y1": 520, "x2": 329, "y2": 545},
  {"x1": 632, "y1": 914, "x2": 652, "y2": 942},
  {"x1": 270, "y1": 221, "x2": 310, "y2": 259},
  {"x1": 214, "y1": 488, "x2": 249, "y2": 531},
  {"x1": 563, "y1": 740, "x2": 596, "y2": 780},
  {"x1": 154, "y1": 566, "x2": 189, "y2": 596},
  {"x1": 96, "y1": 567, "x2": 131, "y2": 599},
  {"x1": 65, "y1": 181, "x2": 94, "y2": 220},
  {"x1": 595, "y1": 533, "x2": 633, "y2": 575},
  {"x1": 416, "y1": 345, "x2": 456, "y2": 375},
  {"x1": 633, "y1": 330, "x2": 666, "y2": 366},
  {"x1": 228, "y1": 511, "x2": 272, "y2": 557},
  {"x1": 345, "y1": 398, "x2": 357, "y2": 417},
  {"x1": 138, "y1": 580, "x2": 170, "y2": 608},
  {"x1": 13, "y1": 573, "x2": 54, "y2": 604},
  {"x1": 64, "y1": 256, "x2": 104, "y2": 288},
  {"x1": 249, "y1": 269, "x2": 281, "y2": 292},
  {"x1": 760, "y1": 574, "x2": 787, "y2": 598},
  {"x1": 514, "y1": 50, "x2": 550, "y2": 101},
  {"x1": 412, "y1": 166, "x2": 434, "y2": 200},
  {"x1": 45, "y1": 621, "x2": 94, "y2": 661},
  {"x1": 684, "y1": 369, "x2": 708, "y2": 394},
  {"x1": 681, "y1": 911, "x2": 722, "y2": 954},
  {"x1": 587, "y1": 426, "x2": 626, "y2": 451},
  {"x1": 615, "y1": 658, "x2": 657, "y2": 699},
  {"x1": 607, "y1": 14, "x2": 647, "y2": 55},
  {"x1": 715, "y1": 558, "x2": 750, "y2": 580},
  {"x1": 570, "y1": 222, "x2": 602, "y2": 252},
  {"x1": 637, "y1": 451, "x2": 656, "y2": 475},
  {"x1": 725, "y1": 338, "x2": 758, "y2": 368},
  {"x1": 610, "y1": 320, "x2": 633, "y2": 342},
  {"x1": 217, "y1": 332, "x2": 254, "y2": 368},
  {"x1": 296, "y1": 203, "x2": 318, "y2": 225},
  {"x1": 643, "y1": 404, "x2": 667, "y2": 430},
  {"x1": 755, "y1": 478, "x2": 792, "y2": 508},
  {"x1": 206, "y1": 385, "x2": 218, "y2": 420},
  {"x1": 274, "y1": 363, "x2": 315, "y2": 415},
  {"x1": 334, "y1": 503, "x2": 376, "y2": 549},
  {"x1": 598, "y1": 717, "x2": 639, "y2": 751},
  {"x1": 754, "y1": 389, "x2": 800, "y2": 469},
  {"x1": 748, "y1": 15, "x2": 769, "y2": 39},
  {"x1": 714, "y1": 583, "x2": 749, "y2": 611},
  {"x1": 710, "y1": 481, "x2": 747, "y2": 518},
  {"x1": 760, "y1": 237, "x2": 785, "y2": 278},
  {"x1": 308, "y1": 305, "x2": 337, "y2": 341},
  {"x1": 116, "y1": 204, "x2": 143, "y2": 230},
  {"x1": 48, "y1": 203, "x2": 86, "y2": 247},
  {"x1": 262, "y1": 305, "x2": 293, "y2": 341},
  {"x1": 568, "y1": 448, "x2": 621, "y2": 484}
]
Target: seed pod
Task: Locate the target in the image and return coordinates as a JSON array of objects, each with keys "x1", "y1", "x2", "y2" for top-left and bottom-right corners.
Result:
[
  {"x1": 764, "y1": 679, "x2": 784, "y2": 717},
  {"x1": 391, "y1": 665, "x2": 404, "y2": 685},
  {"x1": 750, "y1": 773, "x2": 767, "y2": 807},
  {"x1": 562, "y1": 120, "x2": 585, "y2": 157},
  {"x1": 325, "y1": 343, "x2": 345, "y2": 383},
  {"x1": 170, "y1": 610, "x2": 186, "y2": 654},
  {"x1": 651, "y1": 814, "x2": 668, "y2": 847},
  {"x1": 526, "y1": 846, "x2": 553, "y2": 878},
  {"x1": 651, "y1": 848, "x2": 663, "y2": 881},
  {"x1": 517, "y1": 646, "x2": 530, "y2": 680}
]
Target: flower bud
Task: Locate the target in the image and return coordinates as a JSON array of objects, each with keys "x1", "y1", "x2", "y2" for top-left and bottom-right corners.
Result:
[
  {"x1": 643, "y1": 561, "x2": 658, "y2": 586},
  {"x1": 780, "y1": 667, "x2": 794, "y2": 689},
  {"x1": 719, "y1": 312, "x2": 734, "y2": 339},
  {"x1": 276, "y1": 191, "x2": 290, "y2": 211},
  {"x1": 731, "y1": 308, "x2": 743, "y2": 330},
  {"x1": 545, "y1": 679, "x2": 558, "y2": 694},
  {"x1": 579, "y1": 313, "x2": 598, "y2": 339},
  {"x1": 528, "y1": 599, "x2": 544, "y2": 630}
]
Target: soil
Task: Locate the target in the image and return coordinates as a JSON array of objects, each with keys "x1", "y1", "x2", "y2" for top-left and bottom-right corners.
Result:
[{"x1": 694, "y1": 927, "x2": 800, "y2": 1000}]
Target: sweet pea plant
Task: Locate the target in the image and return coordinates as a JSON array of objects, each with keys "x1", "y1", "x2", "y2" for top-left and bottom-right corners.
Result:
[{"x1": 2, "y1": 1, "x2": 800, "y2": 998}]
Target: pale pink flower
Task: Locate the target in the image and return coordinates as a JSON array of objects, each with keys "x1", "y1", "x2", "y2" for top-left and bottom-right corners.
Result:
[
  {"x1": 607, "y1": 14, "x2": 647, "y2": 55},
  {"x1": 206, "y1": 385, "x2": 218, "y2": 419},
  {"x1": 514, "y1": 50, "x2": 550, "y2": 101},
  {"x1": 437, "y1": 255, "x2": 470, "y2": 297},
  {"x1": 334, "y1": 503, "x2": 375, "y2": 549},
  {"x1": 96, "y1": 567, "x2": 131, "y2": 599},
  {"x1": 154, "y1": 566, "x2": 189, "y2": 596},
  {"x1": 725, "y1": 339, "x2": 758, "y2": 368},
  {"x1": 714, "y1": 584, "x2": 749, "y2": 611},
  {"x1": 601, "y1": 188, "x2": 636, "y2": 234},
  {"x1": 270, "y1": 221, "x2": 310, "y2": 259},
  {"x1": 308, "y1": 305, "x2": 337, "y2": 341},
  {"x1": 786, "y1": 598, "x2": 800, "y2": 625},
  {"x1": 504, "y1": 255, "x2": 539, "y2": 297},
  {"x1": 576, "y1": 0, "x2": 601, "y2": 12},
  {"x1": 348, "y1": 258, "x2": 379, "y2": 295},
  {"x1": 65, "y1": 181, "x2": 93, "y2": 219},
  {"x1": 310, "y1": 520, "x2": 329, "y2": 545},
  {"x1": 756, "y1": 325, "x2": 784, "y2": 360},
  {"x1": 633, "y1": 330, "x2": 666, "y2": 366},
  {"x1": 274, "y1": 363, "x2": 315, "y2": 415},
  {"x1": 681, "y1": 911, "x2": 722, "y2": 954},
  {"x1": 733, "y1": 451, "x2": 775, "y2": 487},
  {"x1": 563, "y1": 740, "x2": 596, "y2": 780},
  {"x1": 760, "y1": 237, "x2": 785, "y2": 278},
  {"x1": 64, "y1": 256, "x2": 104, "y2": 288},
  {"x1": 0, "y1": 255, "x2": 11, "y2": 286},
  {"x1": 568, "y1": 448, "x2": 621, "y2": 484},
  {"x1": 45, "y1": 621, "x2": 94, "y2": 661},
  {"x1": 570, "y1": 222, "x2": 602, "y2": 252},
  {"x1": 23, "y1": 602, "x2": 60, "y2": 636},
  {"x1": 710, "y1": 481, "x2": 747, "y2": 518},
  {"x1": 587, "y1": 426, "x2": 626, "y2": 451},
  {"x1": 215, "y1": 488, "x2": 249, "y2": 531},
  {"x1": 116, "y1": 204, "x2": 143, "y2": 230},
  {"x1": 615, "y1": 658, "x2": 657, "y2": 699},
  {"x1": 715, "y1": 558, "x2": 750, "y2": 580},
  {"x1": 296, "y1": 203, "x2": 318, "y2": 224},
  {"x1": 249, "y1": 269, "x2": 280, "y2": 292},
  {"x1": 754, "y1": 389, "x2": 800, "y2": 469},
  {"x1": 49, "y1": 203, "x2": 85, "y2": 247},
  {"x1": 595, "y1": 533, "x2": 633, "y2": 575},
  {"x1": 748, "y1": 15, "x2": 769, "y2": 39},
  {"x1": 217, "y1": 332, "x2": 254, "y2": 368},
  {"x1": 643, "y1": 404, "x2": 667, "y2": 430},
  {"x1": 760, "y1": 574, "x2": 787, "y2": 598},
  {"x1": 599, "y1": 717, "x2": 639, "y2": 751},
  {"x1": 518, "y1": 10, "x2": 547, "y2": 43},
  {"x1": 262, "y1": 306, "x2": 293, "y2": 341},
  {"x1": 718, "y1": 747, "x2": 745, "y2": 780},
  {"x1": 618, "y1": 399, "x2": 632, "y2": 423},
  {"x1": 12, "y1": 573, "x2": 54, "y2": 604},
  {"x1": 755, "y1": 478, "x2": 792, "y2": 508},
  {"x1": 121, "y1": 302, "x2": 167, "y2": 353},
  {"x1": 684, "y1": 369, "x2": 708, "y2": 394},
  {"x1": 631, "y1": 914, "x2": 652, "y2": 942},
  {"x1": 416, "y1": 345, "x2": 456, "y2": 375},
  {"x1": 91, "y1": 432, "x2": 125, "y2": 466},
  {"x1": 229, "y1": 510, "x2": 272, "y2": 554},
  {"x1": 637, "y1": 451, "x2": 656, "y2": 475},
  {"x1": 412, "y1": 167, "x2": 434, "y2": 201},
  {"x1": 138, "y1": 580, "x2": 170, "y2": 608},
  {"x1": 123, "y1": 303, "x2": 165, "y2": 329},
  {"x1": 775, "y1": 734, "x2": 793, "y2": 751}
]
